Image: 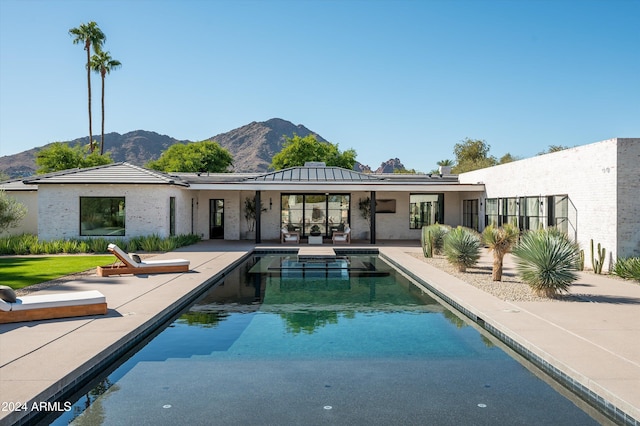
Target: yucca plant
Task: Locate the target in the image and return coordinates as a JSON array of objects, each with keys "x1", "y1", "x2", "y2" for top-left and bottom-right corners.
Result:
[
  {"x1": 612, "y1": 257, "x2": 640, "y2": 282},
  {"x1": 443, "y1": 226, "x2": 481, "y2": 272},
  {"x1": 482, "y1": 223, "x2": 519, "y2": 281},
  {"x1": 512, "y1": 228, "x2": 580, "y2": 298}
]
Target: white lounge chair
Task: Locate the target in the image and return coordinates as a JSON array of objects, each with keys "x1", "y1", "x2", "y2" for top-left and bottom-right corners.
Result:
[
  {"x1": 332, "y1": 226, "x2": 351, "y2": 244},
  {"x1": 281, "y1": 227, "x2": 300, "y2": 244},
  {"x1": 97, "y1": 243, "x2": 190, "y2": 277},
  {"x1": 0, "y1": 290, "x2": 107, "y2": 324}
]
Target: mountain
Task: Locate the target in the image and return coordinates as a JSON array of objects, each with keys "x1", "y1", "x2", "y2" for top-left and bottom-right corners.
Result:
[{"x1": 0, "y1": 118, "x2": 406, "y2": 179}]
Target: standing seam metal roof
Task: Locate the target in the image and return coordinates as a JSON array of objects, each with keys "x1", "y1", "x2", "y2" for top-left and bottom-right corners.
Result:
[{"x1": 244, "y1": 166, "x2": 385, "y2": 182}]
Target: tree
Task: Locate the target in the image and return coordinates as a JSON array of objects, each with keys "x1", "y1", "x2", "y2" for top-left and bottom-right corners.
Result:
[
  {"x1": 538, "y1": 145, "x2": 569, "y2": 155},
  {"x1": 69, "y1": 21, "x2": 106, "y2": 152},
  {"x1": 437, "y1": 159, "x2": 454, "y2": 166},
  {"x1": 0, "y1": 171, "x2": 9, "y2": 182},
  {"x1": 498, "y1": 153, "x2": 518, "y2": 164},
  {"x1": 482, "y1": 223, "x2": 519, "y2": 281},
  {"x1": 0, "y1": 189, "x2": 28, "y2": 234},
  {"x1": 35, "y1": 143, "x2": 112, "y2": 174},
  {"x1": 451, "y1": 138, "x2": 497, "y2": 173},
  {"x1": 90, "y1": 50, "x2": 121, "y2": 155},
  {"x1": 146, "y1": 141, "x2": 233, "y2": 173},
  {"x1": 270, "y1": 135, "x2": 356, "y2": 170}
]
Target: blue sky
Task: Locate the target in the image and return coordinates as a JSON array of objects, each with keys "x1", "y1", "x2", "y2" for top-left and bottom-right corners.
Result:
[{"x1": 1, "y1": 0, "x2": 638, "y2": 172}]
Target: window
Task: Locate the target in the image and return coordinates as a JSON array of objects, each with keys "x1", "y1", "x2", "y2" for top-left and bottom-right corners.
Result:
[
  {"x1": 281, "y1": 194, "x2": 350, "y2": 237},
  {"x1": 485, "y1": 198, "x2": 499, "y2": 227},
  {"x1": 463, "y1": 199, "x2": 479, "y2": 231},
  {"x1": 80, "y1": 197, "x2": 125, "y2": 236},
  {"x1": 409, "y1": 194, "x2": 443, "y2": 229}
]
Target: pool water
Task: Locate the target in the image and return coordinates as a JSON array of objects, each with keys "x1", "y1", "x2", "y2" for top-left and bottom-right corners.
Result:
[{"x1": 49, "y1": 255, "x2": 599, "y2": 425}]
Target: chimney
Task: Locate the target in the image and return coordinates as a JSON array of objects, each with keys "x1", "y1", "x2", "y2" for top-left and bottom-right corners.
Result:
[{"x1": 439, "y1": 165, "x2": 452, "y2": 175}]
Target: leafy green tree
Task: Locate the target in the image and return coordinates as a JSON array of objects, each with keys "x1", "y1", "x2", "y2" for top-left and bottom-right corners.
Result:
[
  {"x1": 90, "y1": 50, "x2": 121, "y2": 155},
  {"x1": 0, "y1": 189, "x2": 28, "y2": 234},
  {"x1": 35, "y1": 143, "x2": 112, "y2": 174},
  {"x1": 146, "y1": 141, "x2": 233, "y2": 173},
  {"x1": 451, "y1": 138, "x2": 497, "y2": 173},
  {"x1": 69, "y1": 21, "x2": 106, "y2": 152},
  {"x1": 270, "y1": 135, "x2": 356, "y2": 170},
  {"x1": 498, "y1": 153, "x2": 518, "y2": 164},
  {"x1": 537, "y1": 145, "x2": 569, "y2": 155}
]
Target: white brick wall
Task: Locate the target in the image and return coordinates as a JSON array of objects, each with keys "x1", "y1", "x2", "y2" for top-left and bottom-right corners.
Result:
[
  {"x1": 459, "y1": 138, "x2": 640, "y2": 267},
  {"x1": 37, "y1": 184, "x2": 180, "y2": 240}
]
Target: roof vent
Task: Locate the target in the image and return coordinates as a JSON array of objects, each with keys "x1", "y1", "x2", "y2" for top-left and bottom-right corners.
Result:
[{"x1": 304, "y1": 161, "x2": 326, "y2": 167}]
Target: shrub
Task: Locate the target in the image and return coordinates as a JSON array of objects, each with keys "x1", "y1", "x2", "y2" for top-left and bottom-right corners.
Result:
[
  {"x1": 443, "y1": 226, "x2": 481, "y2": 272},
  {"x1": 482, "y1": 223, "x2": 519, "y2": 281},
  {"x1": 512, "y1": 228, "x2": 580, "y2": 298},
  {"x1": 140, "y1": 234, "x2": 162, "y2": 252},
  {"x1": 421, "y1": 224, "x2": 450, "y2": 258},
  {"x1": 612, "y1": 257, "x2": 640, "y2": 282}
]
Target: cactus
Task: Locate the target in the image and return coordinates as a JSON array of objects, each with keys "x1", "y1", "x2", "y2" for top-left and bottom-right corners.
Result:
[
  {"x1": 590, "y1": 239, "x2": 606, "y2": 274},
  {"x1": 577, "y1": 249, "x2": 585, "y2": 271},
  {"x1": 421, "y1": 226, "x2": 433, "y2": 258}
]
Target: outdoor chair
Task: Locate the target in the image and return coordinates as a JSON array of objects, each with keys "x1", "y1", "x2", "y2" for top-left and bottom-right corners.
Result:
[
  {"x1": 281, "y1": 227, "x2": 300, "y2": 244},
  {"x1": 0, "y1": 290, "x2": 107, "y2": 324},
  {"x1": 97, "y1": 243, "x2": 190, "y2": 277},
  {"x1": 332, "y1": 226, "x2": 351, "y2": 244}
]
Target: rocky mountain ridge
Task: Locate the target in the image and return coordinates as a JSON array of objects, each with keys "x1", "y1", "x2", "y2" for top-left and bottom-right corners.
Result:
[{"x1": 0, "y1": 118, "x2": 406, "y2": 179}]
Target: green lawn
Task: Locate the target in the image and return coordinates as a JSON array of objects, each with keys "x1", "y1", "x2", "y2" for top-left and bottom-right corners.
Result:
[{"x1": 0, "y1": 256, "x2": 115, "y2": 290}]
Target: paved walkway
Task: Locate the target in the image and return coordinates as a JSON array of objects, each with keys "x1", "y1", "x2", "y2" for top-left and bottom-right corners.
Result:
[{"x1": 1, "y1": 241, "x2": 638, "y2": 425}]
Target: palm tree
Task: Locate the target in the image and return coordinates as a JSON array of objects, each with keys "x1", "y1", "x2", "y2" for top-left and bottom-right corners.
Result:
[
  {"x1": 482, "y1": 223, "x2": 519, "y2": 281},
  {"x1": 90, "y1": 51, "x2": 121, "y2": 154},
  {"x1": 69, "y1": 21, "x2": 106, "y2": 152}
]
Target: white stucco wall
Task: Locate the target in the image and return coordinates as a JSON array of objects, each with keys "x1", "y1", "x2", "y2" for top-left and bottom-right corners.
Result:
[
  {"x1": 616, "y1": 139, "x2": 640, "y2": 258},
  {"x1": 459, "y1": 138, "x2": 637, "y2": 267},
  {"x1": 36, "y1": 184, "x2": 182, "y2": 240}
]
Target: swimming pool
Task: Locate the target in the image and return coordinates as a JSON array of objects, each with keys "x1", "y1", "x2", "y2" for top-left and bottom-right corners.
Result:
[{"x1": 49, "y1": 254, "x2": 600, "y2": 425}]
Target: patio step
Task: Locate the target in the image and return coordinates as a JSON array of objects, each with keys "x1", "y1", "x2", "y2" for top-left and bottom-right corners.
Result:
[{"x1": 297, "y1": 246, "x2": 337, "y2": 261}]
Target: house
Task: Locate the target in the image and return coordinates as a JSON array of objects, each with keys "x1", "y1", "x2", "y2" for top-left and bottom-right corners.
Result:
[{"x1": 1, "y1": 137, "x2": 638, "y2": 270}]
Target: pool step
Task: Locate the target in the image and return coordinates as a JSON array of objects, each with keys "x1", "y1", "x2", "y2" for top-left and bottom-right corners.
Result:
[{"x1": 297, "y1": 246, "x2": 337, "y2": 261}]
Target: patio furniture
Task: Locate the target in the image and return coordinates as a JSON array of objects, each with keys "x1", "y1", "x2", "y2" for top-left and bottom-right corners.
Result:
[
  {"x1": 281, "y1": 227, "x2": 300, "y2": 244},
  {"x1": 97, "y1": 243, "x2": 190, "y2": 277},
  {"x1": 332, "y1": 226, "x2": 351, "y2": 244},
  {"x1": 0, "y1": 290, "x2": 107, "y2": 324}
]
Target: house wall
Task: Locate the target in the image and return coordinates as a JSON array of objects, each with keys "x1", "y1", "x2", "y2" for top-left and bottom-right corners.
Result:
[
  {"x1": 36, "y1": 184, "x2": 179, "y2": 240},
  {"x1": 1, "y1": 190, "x2": 38, "y2": 236},
  {"x1": 459, "y1": 138, "x2": 637, "y2": 268},
  {"x1": 616, "y1": 139, "x2": 640, "y2": 258}
]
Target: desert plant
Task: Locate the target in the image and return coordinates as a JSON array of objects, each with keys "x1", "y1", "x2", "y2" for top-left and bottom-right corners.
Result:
[
  {"x1": 244, "y1": 196, "x2": 267, "y2": 232},
  {"x1": 443, "y1": 226, "x2": 481, "y2": 272},
  {"x1": 421, "y1": 226, "x2": 433, "y2": 258},
  {"x1": 612, "y1": 257, "x2": 640, "y2": 282},
  {"x1": 577, "y1": 249, "x2": 585, "y2": 271},
  {"x1": 140, "y1": 234, "x2": 162, "y2": 252},
  {"x1": 482, "y1": 223, "x2": 519, "y2": 281},
  {"x1": 512, "y1": 228, "x2": 580, "y2": 298},
  {"x1": 590, "y1": 239, "x2": 606, "y2": 274}
]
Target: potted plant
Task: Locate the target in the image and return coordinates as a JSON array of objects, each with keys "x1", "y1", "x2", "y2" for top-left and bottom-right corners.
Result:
[
  {"x1": 359, "y1": 197, "x2": 371, "y2": 239},
  {"x1": 310, "y1": 224, "x2": 321, "y2": 236},
  {"x1": 243, "y1": 196, "x2": 266, "y2": 239}
]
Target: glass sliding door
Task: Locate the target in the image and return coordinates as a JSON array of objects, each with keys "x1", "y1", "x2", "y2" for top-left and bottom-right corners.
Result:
[{"x1": 281, "y1": 193, "x2": 350, "y2": 237}]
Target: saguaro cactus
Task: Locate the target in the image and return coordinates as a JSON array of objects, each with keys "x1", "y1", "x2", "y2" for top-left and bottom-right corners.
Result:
[{"x1": 590, "y1": 239, "x2": 606, "y2": 274}]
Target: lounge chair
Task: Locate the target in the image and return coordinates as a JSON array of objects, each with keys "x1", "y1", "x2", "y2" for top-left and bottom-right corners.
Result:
[
  {"x1": 281, "y1": 227, "x2": 300, "y2": 244},
  {"x1": 97, "y1": 243, "x2": 190, "y2": 277},
  {"x1": 332, "y1": 226, "x2": 351, "y2": 244},
  {"x1": 0, "y1": 290, "x2": 107, "y2": 324}
]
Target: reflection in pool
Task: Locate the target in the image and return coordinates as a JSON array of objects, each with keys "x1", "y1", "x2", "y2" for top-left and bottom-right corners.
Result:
[{"x1": 50, "y1": 254, "x2": 599, "y2": 425}]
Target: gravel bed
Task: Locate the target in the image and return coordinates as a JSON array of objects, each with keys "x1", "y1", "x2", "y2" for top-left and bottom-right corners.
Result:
[{"x1": 407, "y1": 252, "x2": 552, "y2": 302}]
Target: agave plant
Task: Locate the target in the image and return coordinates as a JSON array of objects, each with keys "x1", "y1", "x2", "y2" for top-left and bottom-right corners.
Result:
[
  {"x1": 482, "y1": 223, "x2": 519, "y2": 281},
  {"x1": 443, "y1": 226, "x2": 481, "y2": 272},
  {"x1": 512, "y1": 228, "x2": 580, "y2": 298}
]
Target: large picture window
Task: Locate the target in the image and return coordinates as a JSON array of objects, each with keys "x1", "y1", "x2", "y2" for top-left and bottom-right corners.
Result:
[
  {"x1": 409, "y1": 194, "x2": 443, "y2": 229},
  {"x1": 80, "y1": 197, "x2": 125, "y2": 236},
  {"x1": 281, "y1": 194, "x2": 350, "y2": 237}
]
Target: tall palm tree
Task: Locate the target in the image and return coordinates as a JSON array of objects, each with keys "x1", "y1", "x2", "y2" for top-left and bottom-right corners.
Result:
[
  {"x1": 90, "y1": 51, "x2": 121, "y2": 155},
  {"x1": 69, "y1": 21, "x2": 106, "y2": 152}
]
